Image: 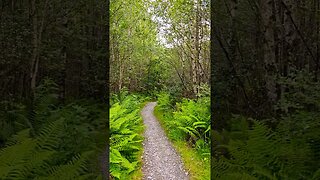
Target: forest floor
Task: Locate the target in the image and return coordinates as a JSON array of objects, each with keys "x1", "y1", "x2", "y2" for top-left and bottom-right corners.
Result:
[{"x1": 141, "y1": 102, "x2": 189, "y2": 180}]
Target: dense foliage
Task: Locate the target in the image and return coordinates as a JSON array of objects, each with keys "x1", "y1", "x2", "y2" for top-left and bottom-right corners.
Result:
[
  {"x1": 0, "y1": 0, "x2": 107, "y2": 102},
  {"x1": 0, "y1": 80, "x2": 107, "y2": 179},
  {"x1": 155, "y1": 92, "x2": 210, "y2": 179},
  {"x1": 110, "y1": 0, "x2": 210, "y2": 98},
  {"x1": 109, "y1": 93, "x2": 147, "y2": 179},
  {"x1": 1, "y1": 0, "x2": 108, "y2": 178},
  {"x1": 212, "y1": 0, "x2": 320, "y2": 179},
  {"x1": 110, "y1": 0, "x2": 210, "y2": 178},
  {"x1": 212, "y1": 115, "x2": 320, "y2": 179}
]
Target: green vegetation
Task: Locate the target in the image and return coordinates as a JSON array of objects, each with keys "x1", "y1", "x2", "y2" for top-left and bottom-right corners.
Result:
[
  {"x1": 110, "y1": 0, "x2": 210, "y2": 178},
  {"x1": 109, "y1": 89, "x2": 211, "y2": 179},
  {"x1": 0, "y1": 79, "x2": 107, "y2": 179},
  {"x1": 1, "y1": 0, "x2": 108, "y2": 178},
  {"x1": 212, "y1": 118, "x2": 320, "y2": 180},
  {"x1": 109, "y1": 92, "x2": 148, "y2": 179},
  {"x1": 2, "y1": 0, "x2": 320, "y2": 179},
  {"x1": 212, "y1": 1, "x2": 320, "y2": 179},
  {"x1": 174, "y1": 141, "x2": 210, "y2": 179},
  {"x1": 211, "y1": 71, "x2": 320, "y2": 179},
  {"x1": 154, "y1": 92, "x2": 210, "y2": 180},
  {"x1": 110, "y1": 0, "x2": 210, "y2": 98},
  {"x1": 1, "y1": 0, "x2": 212, "y2": 179}
]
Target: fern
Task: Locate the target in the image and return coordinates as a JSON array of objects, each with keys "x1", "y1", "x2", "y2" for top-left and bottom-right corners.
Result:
[
  {"x1": 157, "y1": 91, "x2": 172, "y2": 111},
  {"x1": 172, "y1": 98, "x2": 210, "y2": 145},
  {"x1": 1, "y1": 79, "x2": 108, "y2": 179},
  {"x1": 0, "y1": 114, "x2": 65, "y2": 178},
  {"x1": 0, "y1": 128, "x2": 56, "y2": 179},
  {"x1": 213, "y1": 116, "x2": 320, "y2": 180},
  {"x1": 110, "y1": 148, "x2": 137, "y2": 179},
  {"x1": 0, "y1": 101, "x2": 30, "y2": 144},
  {"x1": 39, "y1": 152, "x2": 91, "y2": 179},
  {"x1": 109, "y1": 94, "x2": 144, "y2": 179},
  {"x1": 0, "y1": 118, "x2": 100, "y2": 179},
  {"x1": 36, "y1": 118, "x2": 64, "y2": 150},
  {"x1": 155, "y1": 94, "x2": 211, "y2": 164}
]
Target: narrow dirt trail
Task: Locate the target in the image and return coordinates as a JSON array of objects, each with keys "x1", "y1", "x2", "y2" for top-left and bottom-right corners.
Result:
[{"x1": 141, "y1": 102, "x2": 189, "y2": 180}]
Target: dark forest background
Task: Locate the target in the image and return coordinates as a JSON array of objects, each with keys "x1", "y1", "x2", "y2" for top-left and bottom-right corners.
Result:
[
  {"x1": 1, "y1": 0, "x2": 108, "y2": 101},
  {"x1": 0, "y1": 0, "x2": 109, "y2": 179},
  {"x1": 211, "y1": 0, "x2": 320, "y2": 179}
]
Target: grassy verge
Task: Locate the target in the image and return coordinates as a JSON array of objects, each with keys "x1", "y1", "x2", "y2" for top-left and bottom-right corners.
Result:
[
  {"x1": 154, "y1": 106, "x2": 210, "y2": 180},
  {"x1": 174, "y1": 141, "x2": 210, "y2": 179}
]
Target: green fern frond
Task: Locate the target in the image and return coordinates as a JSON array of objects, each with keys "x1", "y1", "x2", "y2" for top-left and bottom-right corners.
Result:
[
  {"x1": 110, "y1": 148, "x2": 137, "y2": 178},
  {"x1": 42, "y1": 152, "x2": 91, "y2": 179},
  {"x1": 312, "y1": 168, "x2": 320, "y2": 180},
  {"x1": 36, "y1": 118, "x2": 64, "y2": 150},
  {"x1": 178, "y1": 126, "x2": 199, "y2": 138}
]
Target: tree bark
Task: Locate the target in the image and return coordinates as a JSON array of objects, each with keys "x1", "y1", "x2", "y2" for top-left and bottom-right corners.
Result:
[
  {"x1": 261, "y1": 0, "x2": 277, "y2": 105},
  {"x1": 30, "y1": 0, "x2": 38, "y2": 96},
  {"x1": 30, "y1": 0, "x2": 49, "y2": 96}
]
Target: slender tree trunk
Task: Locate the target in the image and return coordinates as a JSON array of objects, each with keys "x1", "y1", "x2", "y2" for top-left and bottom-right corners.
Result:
[
  {"x1": 229, "y1": 0, "x2": 239, "y2": 105},
  {"x1": 30, "y1": 0, "x2": 48, "y2": 96},
  {"x1": 315, "y1": 0, "x2": 320, "y2": 81},
  {"x1": 195, "y1": 0, "x2": 201, "y2": 95},
  {"x1": 261, "y1": 0, "x2": 277, "y2": 105},
  {"x1": 118, "y1": 57, "x2": 123, "y2": 92},
  {"x1": 30, "y1": 0, "x2": 38, "y2": 96},
  {"x1": 191, "y1": 0, "x2": 201, "y2": 97}
]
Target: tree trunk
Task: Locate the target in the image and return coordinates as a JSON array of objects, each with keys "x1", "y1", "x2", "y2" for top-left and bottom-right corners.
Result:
[
  {"x1": 30, "y1": 0, "x2": 38, "y2": 96},
  {"x1": 261, "y1": 0, "x2": 277, "y2": 105},
  {"x1": 30, "y1": 0, "x2": 48, "y2": 96}
]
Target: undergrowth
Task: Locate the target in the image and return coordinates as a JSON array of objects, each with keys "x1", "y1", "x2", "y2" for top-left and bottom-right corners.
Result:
[
  {"x1": 212, "y1": 115, "x2": 320, "y2": 180},
  {"x1": 212, "y1": 71, "x2": 320, "y2": 179},
  {"x1": 109, "y1": 90, "x2": 147, "y2": 180},
  {"x1": 155, "y1": 91, "x2": 210, "y2": 180},
  {"x1": 0, "y1": 79, "x2": 108, "y2": 179}
]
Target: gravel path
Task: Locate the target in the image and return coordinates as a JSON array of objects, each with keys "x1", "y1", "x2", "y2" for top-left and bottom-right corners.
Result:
[{"x1": 141, "y1": 102, "x2": 189, "y2": 180}]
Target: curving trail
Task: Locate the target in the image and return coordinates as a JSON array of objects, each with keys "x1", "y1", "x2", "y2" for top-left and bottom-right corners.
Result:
[{"x1": 141, "y1": 102, "x2": 189, "y2": 180}]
